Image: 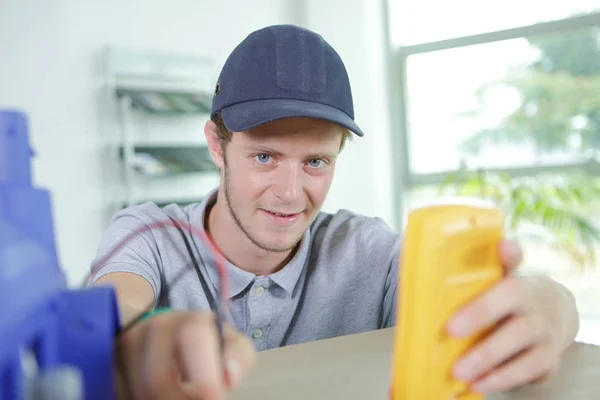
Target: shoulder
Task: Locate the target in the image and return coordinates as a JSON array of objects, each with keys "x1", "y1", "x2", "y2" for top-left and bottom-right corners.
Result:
[
  {"x1": 99, "y1": 202, "x2": 206, "y2": 250},
  {"x1": 109, "y1": 202, "x2": 200, "y2": 228},
  {"x1": 92, "y1": 201, "x2": 204, "y2": 270},
  {"x1": 310, "y1": 209, "x2": 401, "y2": 253}
]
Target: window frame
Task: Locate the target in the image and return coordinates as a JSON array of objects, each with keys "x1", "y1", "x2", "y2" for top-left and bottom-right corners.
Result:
[{"x1": 389, "y1": 11, "x2": 600, "y2": 229}]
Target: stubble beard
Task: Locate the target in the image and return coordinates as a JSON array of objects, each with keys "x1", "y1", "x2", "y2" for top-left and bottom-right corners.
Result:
[{"x1": 222, "y1": 156, "x2": 303, "y2": 254}]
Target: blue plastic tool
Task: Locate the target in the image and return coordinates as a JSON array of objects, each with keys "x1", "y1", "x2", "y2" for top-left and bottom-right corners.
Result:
[{"x1": 0, "y1": 109, "x2": 121, "y2": 400}]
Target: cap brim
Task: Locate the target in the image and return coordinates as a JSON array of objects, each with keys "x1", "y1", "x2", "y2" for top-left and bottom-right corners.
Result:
[{"x1": 220, "y1": 98, "x2": 364, "y2": 137}]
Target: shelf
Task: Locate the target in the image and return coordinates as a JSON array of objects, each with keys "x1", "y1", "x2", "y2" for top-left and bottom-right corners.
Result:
[
  {"x1": 129, "y1": 139, "x2": 208, "y2": 148},
  {"x1": 120, "y1": 144, "x2": 218, "y2": 177},
  {"x1": 117, "y1": 87, "x2": 213, "y2": 115},
  {"x1": 121, "y1": 197, "x2": 204, "y2": 209},
  {"x1": 105, "y1": 47, "x2": 219, "y2": 211},
  {"x1": 116, "y1": 171, "x2": 220, "y2": 210}
]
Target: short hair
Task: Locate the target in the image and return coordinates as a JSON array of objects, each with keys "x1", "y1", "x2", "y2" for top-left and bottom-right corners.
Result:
[{"x1": 211, "y1": 112, "x2": 354, "y2": 152}]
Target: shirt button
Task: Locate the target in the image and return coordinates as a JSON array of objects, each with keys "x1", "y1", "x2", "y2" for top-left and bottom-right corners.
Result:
[
  {"x1": 252, "y1": 328, "x2": 263, "y2": 339},
  {"x1": 255, "y1": 286, "x2": 265, "y2": 296}
]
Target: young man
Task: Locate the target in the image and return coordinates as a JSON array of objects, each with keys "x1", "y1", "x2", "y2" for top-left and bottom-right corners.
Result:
[{"x1": 90, "y1": 24, "x2": 580, "y2": 400}]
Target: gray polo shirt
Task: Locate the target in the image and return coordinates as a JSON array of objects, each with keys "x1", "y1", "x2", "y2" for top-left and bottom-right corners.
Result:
[{"x1": 89, "y1": 188, "x2": 402, "y2": 351}]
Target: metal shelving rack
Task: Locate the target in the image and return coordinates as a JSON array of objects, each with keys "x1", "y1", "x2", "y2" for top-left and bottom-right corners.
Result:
[{"x1": 103, "y1": 46, "x2": 221, "y2": 210}]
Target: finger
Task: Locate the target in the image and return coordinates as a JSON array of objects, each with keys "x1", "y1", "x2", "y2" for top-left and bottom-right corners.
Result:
[
  {"x1": 453, "y1": 313, "x2": 548, "y2": 383},
  {"x1": 141, "y1": 314, "x2": 188, "y2": 400},
  {"x1": 222, "y1": 323, "x2": 257, "y2": 388},
  {"x1": 448, "y1": 276, "x2": 532, "y2": 338},
  {"x1": 499, "y1": 239, "x2": 523, "y2": 273},
  {"x1": 470, "y1": 340, "x2": 559, "y2": 393},
  {"x1": 114, "y1": 334, "x2": 138, "y2": 400},
  {"x1": 115, "y1": 318, "x2": 156, "y2": 400},
  {"x1": 176, "y1": 312, "x2": 226, "y2": 400}
]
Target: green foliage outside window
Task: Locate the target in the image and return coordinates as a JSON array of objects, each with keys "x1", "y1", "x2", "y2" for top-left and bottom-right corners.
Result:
[{"x1": 439, "y1": 22, "x2": 600, "y2": 269}]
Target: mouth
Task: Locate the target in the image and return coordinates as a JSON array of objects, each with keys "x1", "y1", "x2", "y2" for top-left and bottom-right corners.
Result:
[
  {"x1": 264, "y1": 210, "x2": 301, "y2": 217},
  {"x1": 260, "y1": 209, "x2": 303, "y2": 226}
]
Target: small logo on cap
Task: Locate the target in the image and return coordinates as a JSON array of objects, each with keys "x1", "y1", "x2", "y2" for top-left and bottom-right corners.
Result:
[{"x1": 214, "y1": 83, "x2": 220, "y2": 96}]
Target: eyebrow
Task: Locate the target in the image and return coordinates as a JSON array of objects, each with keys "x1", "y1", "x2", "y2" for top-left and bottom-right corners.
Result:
[
  {"x1": 242, "y1": 146, "x2": 337, "y2": 160},
  {"x1": 308, "y1": 152, "x2": 338, "y2": 160}
]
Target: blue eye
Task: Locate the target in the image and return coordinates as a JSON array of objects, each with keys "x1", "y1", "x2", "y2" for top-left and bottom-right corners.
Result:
[
  {"x1": 255, "y1": 154, "x2": 272, "y2": 164},
  {"x1": 308, "y1": 159, "x2": 323, "y2": 168}
]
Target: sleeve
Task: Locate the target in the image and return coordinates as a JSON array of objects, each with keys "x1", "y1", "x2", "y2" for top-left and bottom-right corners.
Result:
[
  {"x1": 381, "y1": 236, "x2": 402, "y2": 328},
  {"x1": 360, "y1": 216, "x2": 403, "y2": 329},
  {"x1": 86, "y1": 206, "x2": 163, "y2": 305}
]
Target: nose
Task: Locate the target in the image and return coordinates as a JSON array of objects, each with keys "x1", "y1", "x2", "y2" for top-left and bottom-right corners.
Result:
[{"x1": 271, "y1": 162, "x2": 302, "y2": 203}]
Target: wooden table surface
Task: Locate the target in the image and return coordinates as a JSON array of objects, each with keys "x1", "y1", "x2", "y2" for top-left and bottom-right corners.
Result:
[{"x1": 230, "y1": 328, "x2": 600, "y2": 399}]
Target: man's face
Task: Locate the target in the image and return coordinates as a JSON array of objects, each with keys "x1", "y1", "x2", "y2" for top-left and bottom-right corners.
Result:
[{"x1": 216, "y1": 118, "x2": 343, "y2": 253}]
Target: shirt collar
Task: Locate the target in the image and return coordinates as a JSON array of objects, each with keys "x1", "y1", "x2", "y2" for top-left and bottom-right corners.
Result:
[
  {"x1": 192, "y1": 188, "x2": 255, "y2": 299},
  {"x1": 192, "y1": 187, "x2": 309, "y2": 299},
  {"x1": 267, "y1": 228, "x2": 310, "y2": 296}
]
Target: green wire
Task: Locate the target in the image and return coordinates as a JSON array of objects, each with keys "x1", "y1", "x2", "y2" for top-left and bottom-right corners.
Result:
[{"x1": 140, "y1": 307, "x2": 171, "y2": 321}]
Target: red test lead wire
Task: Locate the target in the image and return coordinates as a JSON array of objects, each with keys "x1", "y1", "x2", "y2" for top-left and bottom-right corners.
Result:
[
  {"x1": 85, "y1": 218, "x2": 231, "y2": 353},
  {"x1": 88, "y1": 219, "x2": 230, "y2": 309},
  {"x1": 83, "y1": 219, "x2": 232, "y2": 399}
]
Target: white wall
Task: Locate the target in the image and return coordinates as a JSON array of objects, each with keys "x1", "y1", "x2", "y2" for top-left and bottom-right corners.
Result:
[
  {"x1": 0, "y1": 0, "x2": 397, "y2": 285},
  {"x1": 303, "y1": 0, "x2": 397, "y2": 229}
]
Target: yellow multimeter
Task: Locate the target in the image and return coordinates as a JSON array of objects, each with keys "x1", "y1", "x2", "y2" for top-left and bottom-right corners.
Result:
[{"x1": 390, "y1": 200, "x2": 505, "y2": 400}]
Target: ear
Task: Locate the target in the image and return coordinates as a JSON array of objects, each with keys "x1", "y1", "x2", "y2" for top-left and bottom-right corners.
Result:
[{"x1": 204, "y1": 120, "x2": 225, "y2": 169}]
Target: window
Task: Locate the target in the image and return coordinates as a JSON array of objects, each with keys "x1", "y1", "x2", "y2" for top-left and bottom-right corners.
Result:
[
  {"x1": 405, "y1": 29, "x2": 598, "y2": 176},
  {"x1": 389, "y1": 7, "x2": 600, "y2": 326},
  {"x1": 388, "y1": 0, "x2": 600, "y2": 46}
]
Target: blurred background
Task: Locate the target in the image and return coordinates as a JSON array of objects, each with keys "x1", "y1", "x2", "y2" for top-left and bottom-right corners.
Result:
[{"x1": 1, "y1": 0, "x2": 599, "y2": 341}]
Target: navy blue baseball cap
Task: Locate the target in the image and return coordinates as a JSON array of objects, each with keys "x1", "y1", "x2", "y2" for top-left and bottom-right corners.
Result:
[{"x1": 211, "y1": 24, "x2": 364, "y2": 137}]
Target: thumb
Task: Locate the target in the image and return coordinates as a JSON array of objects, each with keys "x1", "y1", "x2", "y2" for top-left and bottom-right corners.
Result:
[{"x1": 499, "y1": 238, "x2": 523, "y2": 273}]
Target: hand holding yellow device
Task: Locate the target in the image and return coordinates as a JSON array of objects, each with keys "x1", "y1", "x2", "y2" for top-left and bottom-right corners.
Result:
[{"x1": 390, "y1": 200, "x2": 505, "y2": 400}]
